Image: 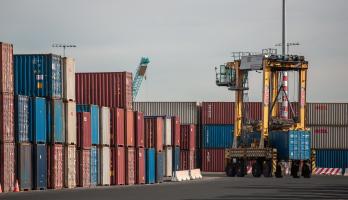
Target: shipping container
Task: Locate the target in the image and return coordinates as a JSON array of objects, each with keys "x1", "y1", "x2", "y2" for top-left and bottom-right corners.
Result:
[
  {"x1": 156, "y1": 151, "x2": 164, "y2": 183},
  {"x1": 134, "y1": 111, "x2": 144, "y2": 148},
  {"x1": 163, "y1": 146, "x2": 172, "y2": 177},
  {"x1": 180, "y1": 124, "x2": 195, "y2": 150},
  {"x1": 202, "y1": 125, "x2": 234, "y2": 148},
  {"x1": 76, "y1": 112, "x2": 91, "y2": 149},
  {"x1": 163, "y1": 116, "x2": 172, "y2": 146},
  {"x1": 145, "y1": 148, "x2": 155, "y2": 184},
  {"x1": 77, "y1": 104, "x2": 99, "y2": 145},
  {"x1": 307, "y1": 103, "x2": 348, "y2": 126},
  {"x1": 90, "y1": 146, "x2": 99, "y2": 186},
  {"x1": 14, "y1": 54, "x2": 62, "y2": 98},
  {"x1": 144, "y1": 117, "x2": 163, "y2": 151},
  {"x1": 110, "y1": 146, "x2": 125, "y2": 185},
  {"x1": 0, "y1": 93, "x2": 14, "y2": 143},
  {"x1": 75, "y1": 72, "x2": 133, "y2": 109},
  {"x1": 136, "y1": 148, "x2": 145, "y2": 184},
  {"x1": 172, "y1": 147, "x2": 180, "y2": 171},
  {"x1": 126, "y1": 147, "x2": 135, "y2": 185},
  {"x1": 180, "y1": 150, "x2": 195, "y2": 170},
  {"x1": 110, "y1": 108, "x2": 124, "y2": 146},
  {"x1": 201, "y1": 149, "x2": 225, "y2": 172},
  {"x1": 29, "y1": 97, "x2": 46, "y2": 143},
  {"x1": 269, "y1": 130, "x2": 311, "y2": 160},
  {"x1": 100, "y1": 146, "x2": 110, "y2": 185},
  {"x1": 171, "y1": 116, "x2": 180, "y2": 147},
  {"x1": 0, "y1": 142, "x2": 15, "y2": 192},
  {"x1": 48, "y1": 99, "x2": 64, "y2": 143},
  {"x1": 33, "y1": 144, "x2": 47, "y2": 190},
  {"x1": 48, "y1": 144, "x2": 64, "y2": 189},
  {"x1": 64, "y1": 101, "x2": 76, "y2": 144},
  {"x1": 17, "y1": 143, "x2": 32, "y2": 191},
  {"x1": 125, "y1": 110, "x2": 135, "y2": 147},
  {"x1": 62, "y1": 57, "x2": 75, "y2": 101},
  {"x1": 100, "y1": 107, "x2": 110, "y2": 146},
  {"x1": 310, "y1": 126, "x2": 348, "y2": 149},
  {"x1": 315, "y1": 149, "x2": 348, "y2": 168},
  {"x1": 76, "y1": 149, "x2": 90, "y2": 187},
  {"x1": 15, "y1": 95, "x2": 30, "y2": 142},
  {"x1": 201, "y1": 102, "x2": 234, "y2": 125},
  {"x1": 0, "y1": 42, "x2": 14, "y2": 93},
  {"x1": 64, "y1": 144, "x2": 76, "y2": 188}
]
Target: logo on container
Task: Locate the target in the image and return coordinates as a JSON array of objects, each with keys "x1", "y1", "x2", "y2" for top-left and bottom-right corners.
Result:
[
  {"x1": 314, "y1": 128, "x2": 328, "y2": 134},
  {"x1": 315, "y1": 104, "x2": 328, "y2": 111}
]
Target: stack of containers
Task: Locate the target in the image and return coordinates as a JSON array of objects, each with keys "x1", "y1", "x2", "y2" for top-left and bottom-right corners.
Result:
[
  {"x1": 14, "y1": 54, "x2": 64, "y2": 190},
  {"x1": 62, "y1": 57, "x2": 77, "y2": 188},
  {"x1": 99, "y1": 107, "x2": 110, "y2": 186},
  {"x1": 162, "y1": 116, "x2": 172, "y2": 177},
  {"x1": 180, "y1": 125, "x2": 195, "y2": 170},
  {"x1": 171, "y1": 116, "x2": 181, "y2": 173},
  {"x1": 307, "y1": 103, "x2": 348, "y2": 169},
  {"x1": 125, "y1": 110, "x2": 135, "y2": 185},
  {"x1": 134, "y1": 111, "x2": 145, "y2": 184},
  {"x1": 0, "y1": 42, "x2": 15, "y2": 192}
]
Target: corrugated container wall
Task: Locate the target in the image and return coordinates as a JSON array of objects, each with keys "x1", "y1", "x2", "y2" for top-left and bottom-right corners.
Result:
[
  {"x1": 201, "y1": 149, "x2": 225, "y2": 172},
  {"x1": 77, "y1": 149, "x2": 90, "y2": 187},
  {"x1": 15, "y1": 95, "x2": 30, "y2": 142},
  {"x1": 163, "y1": 146, "x2": 172, "y2": 177},
  {"x1": 33, "y1": 144, "x2": 47, "y2": 190},
  {"x1": 100, "y1": 146, "x2": 110, "y2": 185},
  {"x1": 75, "y1": 72, "x2": 133, "y2": 109},
  {"x1": 180, "y1": 125, "x2": 195, "y2": 150},
  {"x1": 315, "y1": 149, "x2": 348, "y2": 168},
  {"x1": 100, "y1": 107, "x2": 110, "y2": 146},
  {"x1": 48, "y1": 99, "x2": 64, "y2": 143},
  {"x1": 0, "y1": 93, "x2": 14, "y2": 142},
  {"x1": 76, "y1": 112, "x2": 91, "y2": 149},
  {"x1": 163, "y1": 117, "x2": 172, "y2": 146},
  {"x1": 171, "y1": 116, "x2": 180, "y2": 147},
  {"x1": 202, "y1": 125, "x2": 234, "y2": 148},
  {"x1": 136, "y1": 148, "x2": 145, "y2": 184},
  {"x1": 14, "y1": 54, "x2": 62, "y2": 98},
  {"x1": 48, "y1": 144, "x2": 63, "y2": 189},
  {"x1": 64, "y1": 102, "x2": 77, "y2": 144},
  {"x1": 110, "y1": 108, "x2": 124, "y2": 146},
  {"x1": 90, "y1": 146, "x2": 99, "y2": 186},
  {"x1": 77, "y1": 104, "x2": 99, "y2": 145},
  {"x1": 145, "y1": 148, "x2": 155, "y2": 184},
  {"x1": 310, "y1": 126, "x2": 348, "y2": 149},
  {"x1": 180, "y1": 150, "x2": 195, "y2": 170},
  {"x1": 62, "y1": 57, "x2": 75, "y2": 101},
  {"x1": 29, "y1": 97, "x2": 46, "y2": 143},
  {"x1": 0, "y1": 42, "x2": 14, "y2": 93},
  {"x1": 201, "y1": 102, "x2": 234, "y2": 125},
  {"x1": 144, "y1": 117, "x2": 163, "y2": 151},
  {"x1": 172, "y1": 147, "x2": 180, "y2": 171},
  {"x1": 0, "y1": 142, "x2": 15, "y2": 192},
  {"x1": 307, "y1": 103, "x2": 348, "y2": 126},
  {"x1": 64, "y1": 144, "x2": 76, "y2": 188},
  {"x1": 135, "y1": 111, "x2": 144, "y2": 148},
  {"x1": 125, "y1": 110, "x2": 135, "y2": 147},
  {"x1": 133, "y1": 102, "x2": 198, "y2": 124},
  {"x1": 126, "y1": 147, "x2": 135, "y2": 185},
  {"x1": 155, "y1": 151, "x2": 164, "y2": 183},
  {"x1": 110, "y1": 146, "x2": 125, "y2": 185},
  {"x1": 17, "y1": 143, "x2": 33, "y2": 191}
]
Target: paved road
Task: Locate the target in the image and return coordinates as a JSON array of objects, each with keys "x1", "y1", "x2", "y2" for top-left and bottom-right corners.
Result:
[{"x1": 1, "y1": 175, "x2": 348, "y2": 200}]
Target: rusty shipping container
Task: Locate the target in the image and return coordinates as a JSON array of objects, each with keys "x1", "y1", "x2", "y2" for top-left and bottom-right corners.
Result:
[
  {"x1": 110, "y1": 108, "x2": 124, "y2": 146},
  {"x1": 180, "y1": 150, "x2": 195, "y2": 170},
  {"x1": 144, "y1": 117, "x2": 163, "y2": 151},
  {"x1": 134, "y1": 111, "x2": 144, "y2": 148},
  {"x1": 76, "y1": 112, "x2": 91, "y2": 149},
  {"x1": 75, "y1": 72, "x2": 133, "y2": 109},
  {"x1": 133, "y1": 102, "x2": 199, "y2": 124},
  {"x1": 180, "y1": 125, "x2": 196, "y2": 150},
  {"x1": 201, "y1": 149, "x2": 225, "y2": 172},
  {"x1": 48, "y1": 144, "x2": 64, "y2": 189},
  {"x1": 202, "y1": 102, "x2": 234, "y2": 125},
  {"x1": 126, "y1": 147, "x2": 135, "y2": 185},
  {"x1": 125, "y1": 110, "x2": 135, "y2": 147},
  {"x1": 171, "y1": 116, "x2": 180, "y2": 147},
  {"x1": 110, "y1": 146, "x2": 125, "y2": 185},
  {"x1": 76, "y1": 149, "x2": 91, "y2": 187},
  {"x1": 64, "y1": 144, "x2": 76, "y2": 188},
  {"x1": 62, "y1": 57, "x2": 75, "y2": 101},
  {"x1": 136, "y1": 147, "x2": 145, "y2": 184},
  {"x1": 310, "y1": 126, "x2": 348, "y2": 149},
  {"x1": 0, "y1": 93, "x2": 14, "y2": 143},
  {"x1": 307, "y1": 103, "x2": 348, "y2": 126},
  {"x1": 0, "y1": 42, "x2": 14, "y2": 93},
  {"x1": 0, "y1": 142, "x2": 15, "y2": 192}
]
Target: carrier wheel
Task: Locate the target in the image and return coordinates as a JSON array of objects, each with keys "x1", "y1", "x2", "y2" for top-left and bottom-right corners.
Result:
[
  {"x1": 236, "y1": 160, "x2": 246, "y2": 177},
  {"x1": 291, "y1": 162, "x2": 300, "y2": 178},
  {"x1": 225, "y1": 163, "x2": 236, "y2": 177},
  {"x1": 275, "y1": 163, "x2": 283, "y2": 178},
  {"x1": 302, "y1": 162, "x2": 311, "y2": 178},
  {"x1": 252, "y1": 161, "x2": 262, "y2": 177},
  {"x1": 263, "y1": 160, "x2": 272, "y2": 177}
]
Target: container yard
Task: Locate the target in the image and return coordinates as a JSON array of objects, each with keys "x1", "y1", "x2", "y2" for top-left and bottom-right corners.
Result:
[{"x1": 1, "y1": 0, "x2": 348, "y2": 200}]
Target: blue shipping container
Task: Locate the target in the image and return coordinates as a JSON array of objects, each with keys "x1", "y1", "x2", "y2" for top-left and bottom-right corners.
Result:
[
  {"x1": 202, "y1": 125, "x2": 234, "y2": 148},
  {"x1": 77, "y1": 104, "x2": 99, "y2": 145},
  {"x1": 269, "y1": 130, "x2": 311, "y2": 161},
  {"x1": 316, "y1": 149, "x2": 348, "y2": 168},
  {"x1": 17, "y1": 143, "x2": 33, "y2": 191},
  {"x1": 173, "y1": 147, "x2": 180, "y2": 171},
  {"x1": 90, "y1": 146, "x2": 99, "y2": 186},
  {"x1": 14, "y1": 54, "x2": 62, "y2": 98},
  {"x1": 29, "y1": 97, "x2": 47, "y2": 143},
  {"x1": 15, "y1": 95, "x2": 30, "y2": 142},
  {"x1": 33, "y1": 144, "x2": 47, "y2": 189},
  {"x1": 47, "y1": 99, "x2": 64, "y2": 143},
  {"x1": 156, "y1": 151, "x2": 164, "y2": 183},
  {"x1": 145, "y1": 148, "x2": 155, "y2": 184}
]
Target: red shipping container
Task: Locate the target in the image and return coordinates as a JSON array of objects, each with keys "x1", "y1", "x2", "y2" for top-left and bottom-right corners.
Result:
[
  {"x1": 201, "y1": 149, "x2": 225, "y2": 172},
  {"x1": 171, "y1": 116, "x2": 180, "y2": 147},
  {"x1": 125, "y1": 147, "x2": 135, "y2": 185},
  {"x1": 0, "y1": 142, "x2": 15, "y2": 192},
  {"x1": 48, "y1": 144, "x2": 64, "y2": 189},
  {"x1": 76, "y1": 149, "x2": 91, "y2": 187},
  {"x1": 201, "y1": 102, "x2": 234, "y2": 125},
  {"x1": 75, "y1": 72, "x2": 133, "y2": 109},
  {"x1": 144, "y1": 117, "x2": 163, "y2": 151},
  {"x1": 125, "y1": 110, "x2": 135, "y2": 147},
  {"x1": 180, "y1": 125, "x2": 195, "y2": 150},
  {"x1": 111, "y1": 146, "x2": 125, "y2": 185},
  {"x1": 134, "y1": 111, "x2": 144, "y2": 148},
  {"x1": 180, "y1": 150, "x2": 195, "y2": 170},
  {"x1": 76, "y1": 112, "x2": 91, "y2": 149},
  {"x1": 135, "y1": 147, "x2": 145, "y2": 184},
  {"x1": 110, "y1": 108, "x2": 125, "y2": 146},
  {"x1": 0, "y1": 93, "x2": 14, "y2": 143},
  {"x1": 0, "y1": 42, "x2": 14, "y2": 93}
]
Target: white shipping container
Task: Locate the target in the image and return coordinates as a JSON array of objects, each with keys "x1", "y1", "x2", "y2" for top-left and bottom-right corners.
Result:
[
  {"x1": 163, "y1": 146, "x2": 172, "y2": 177},
  {"x1": 310, "y1": 126, "x2": 348, "y2": 149},
  {"x1": 64, "y1": 101, "x2": 77, "y2": 144},
  {"x1": 164, "y1": 117, "x2": 172, "y2": 146},
  {"x1": 64, "y1": 145, "x2": 76, "y2": 188},
  {"x1": 100, "y1": 146, "x2": 110, "y2": 185},
  {"x1": 63, "y1": 57, "x2": 76, "y2": 101},
  {"x1": 100, "y1": 107, "x2": 110, "y2": 146}
]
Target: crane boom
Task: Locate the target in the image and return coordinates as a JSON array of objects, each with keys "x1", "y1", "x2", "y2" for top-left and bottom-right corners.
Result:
[{"x1": 132, "y1": 57, "x2": 150, "y2": 101}]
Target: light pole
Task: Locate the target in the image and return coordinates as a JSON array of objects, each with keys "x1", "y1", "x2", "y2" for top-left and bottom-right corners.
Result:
[{"x1": 52, "y1": 43, "x2": 77, "y2": 57}]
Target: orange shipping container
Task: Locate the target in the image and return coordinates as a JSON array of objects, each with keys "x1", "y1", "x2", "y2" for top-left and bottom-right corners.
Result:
[{"x1": 125, "y1": 110, "x2": 135, "y2": 147}]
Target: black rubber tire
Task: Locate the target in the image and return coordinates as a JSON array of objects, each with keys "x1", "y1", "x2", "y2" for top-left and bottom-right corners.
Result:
[
  {"x1": 291, "y1": 163, "x2": 300, "y2": 178},
  {"x1": 252, "y1": 162, "x2": 262, "y2": 177},
  {"x1": 225, "y1": 163, "x2": 236, "y2": 177},
  {"x1": 236, "y1": 161, "x2": 245, "y2": 177},
  {"x1": 275, "y1": 163, "x2": 283, "y2": 178},
  {"x1": 302, "y1": 163, "x2": 311, "y2": 178},
  {"x1": 263, "y1": 161, "x2": 272, "y2": 177}
]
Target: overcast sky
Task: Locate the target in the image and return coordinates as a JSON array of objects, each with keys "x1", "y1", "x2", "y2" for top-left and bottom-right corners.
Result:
[{"x1": 1, "y1": 0, "x2": 347, "y2": 102}]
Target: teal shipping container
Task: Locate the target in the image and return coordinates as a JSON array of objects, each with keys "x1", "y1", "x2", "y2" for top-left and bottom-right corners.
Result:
[
  {"x1": 315, "y1": 149, "x2": 348, "y2": 168},
  {"x1": 173, "y1": 146, "x2": 180, "y2": 171},
  {"x1": 202, "y1": 125, "x2": 234, "y2": 148},
  {"x1": 90, "y1": 146, "x2": 99, "y2": 186},
  {"x1": 14, "y1": 54, "x2": 62, "y2": 98},
  {"x1": 47, "y1": 99, "x2": 64, "y2": 143},
  {"x1": 29, "y1": 97, "x2": 47, "y2": 143},
  {"x1": 156, "y1": 151, "x2": 164, "y2": 183},
  {"x1": 77, "y1": 104, "x2": 99, "y2": 145},
  {"x1": 145, "y1": 148, "x2": 155, "y2": 184}
]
